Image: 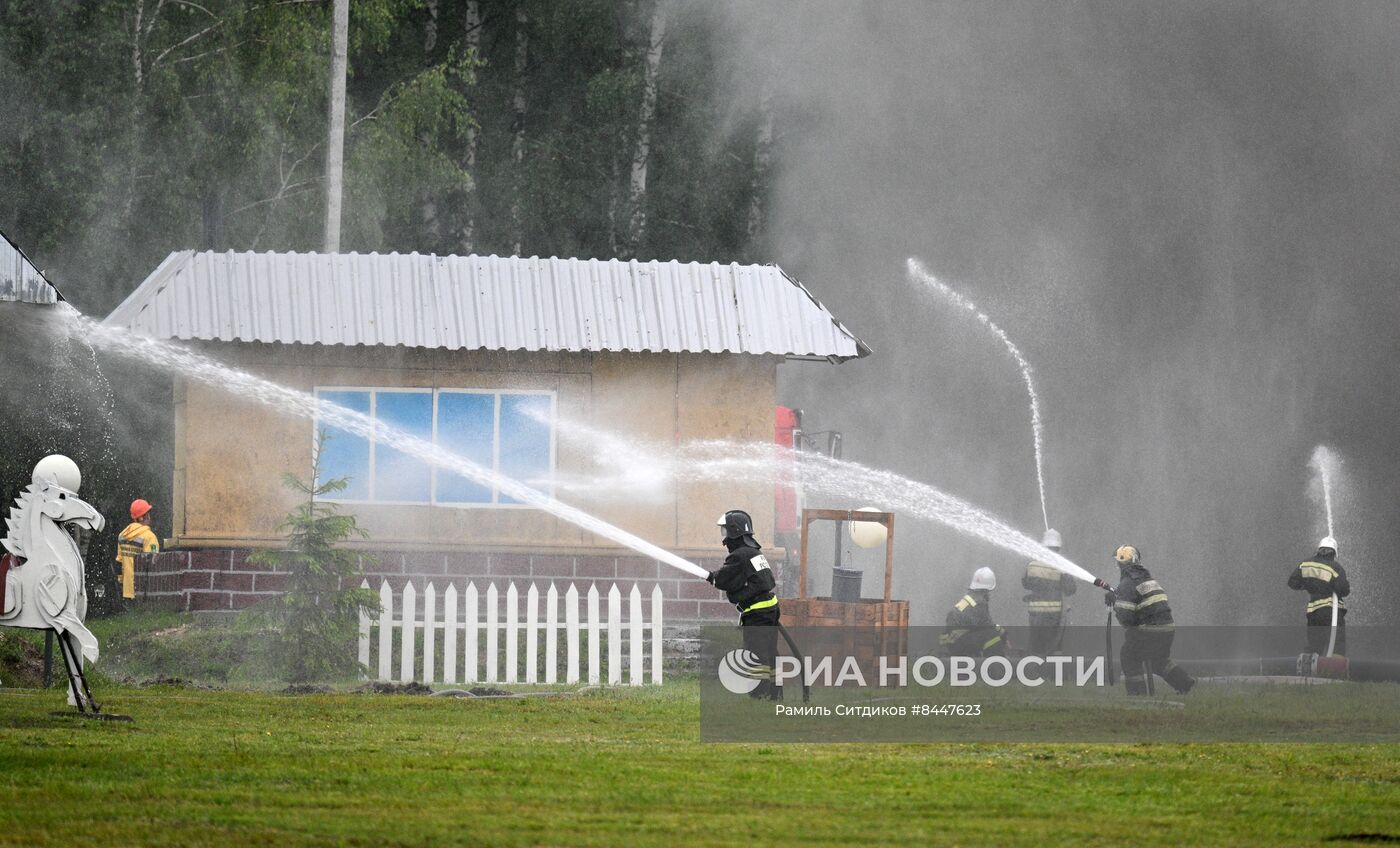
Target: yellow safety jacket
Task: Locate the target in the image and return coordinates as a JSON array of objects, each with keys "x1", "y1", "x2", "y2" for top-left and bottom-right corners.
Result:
[
  {"x1": 116, "y1": 522, "x2": 160, "y2": 599},
  {"x1": 1022, "y1": 560, "x2": 1077, "y2": 615},
  {"x1": 1288, "y1": 558, "x2": 1350, "y2": 614}
]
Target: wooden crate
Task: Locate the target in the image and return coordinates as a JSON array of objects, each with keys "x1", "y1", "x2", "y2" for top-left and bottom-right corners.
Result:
[
  {"x1": 779, "y1": 509, "x2": 910, "y2": 665},
  {"x1": 780, "y1": 597, "x2": 909, "y2": 664}
]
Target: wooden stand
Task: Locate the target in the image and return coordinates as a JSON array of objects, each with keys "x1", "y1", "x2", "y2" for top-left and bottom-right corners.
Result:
[{"x1": 781, "y1": 509, "x2": 909, "y2": 661}]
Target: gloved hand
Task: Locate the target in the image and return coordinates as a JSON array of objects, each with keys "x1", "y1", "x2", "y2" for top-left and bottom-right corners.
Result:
[
  {"x1": 1103, "y1": 592, "x2": 1116, "y2": 607},
  {"x1": 705, "y1": 571, "x2": 716, "y2": 586}
]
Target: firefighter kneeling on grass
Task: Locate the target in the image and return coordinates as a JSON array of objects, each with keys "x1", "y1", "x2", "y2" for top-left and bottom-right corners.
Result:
[
  {"x1": 940, "y1": 567, "x2": 1006, "y2": 657},
  {"x1": 1106, "y1": 545, "x2": 1194, "y2": 695},
  {"x1": 707, "y1": 509, "x2": 782, "y2": 700}
]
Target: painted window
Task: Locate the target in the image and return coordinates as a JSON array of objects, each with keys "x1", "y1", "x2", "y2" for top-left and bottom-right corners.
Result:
[
  {"x1": 373, "y1": 390, "x2": 433, "y2": 503},
  {"x1": 316, "y1": 390, "x2": 372, "y2": 501},
  {"x1": 314, "y1": 387, "x2": 555, "y2": 507}
]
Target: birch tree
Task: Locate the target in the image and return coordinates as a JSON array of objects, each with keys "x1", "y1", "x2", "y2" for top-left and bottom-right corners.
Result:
[
  {"x1": 323, "y1": 0, "x2": 350, "y2": 252},
  {"x1": 461, "y1": 0, "x2": 482, "y2": 253},
  {"x1": 747, "y1": 77, "x2": 775, "y2": 246},
  {"x1": 509, "y1": 3, "x2": 530, "y2": 255},
  {"x1": 624, "y1": 0, "x2": 668, "y2": 256}
]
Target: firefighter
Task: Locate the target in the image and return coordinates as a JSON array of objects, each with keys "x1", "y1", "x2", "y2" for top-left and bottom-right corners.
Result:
[
  {"x1": 1024, "y1": 528, "x2": 1076, "y2": 654},
  {"x1": 940, "y1": 567, "x2": 1006, "y2": 657},
  {"x1": 1288, "y1": 535, "x2": 1350, "y2": 656},
  {"x1": 706, "y1": 509, "x2": 781, "y2": 699},
  {"x1": 1105, "y1": 545, "x2": 1194, "y2": 695},
  {"x1": 116, "y1": 499, "x2": 160, "y2": 600}
]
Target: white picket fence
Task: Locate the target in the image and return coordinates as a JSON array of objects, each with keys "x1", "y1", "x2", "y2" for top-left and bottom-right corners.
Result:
[{"x1": 357, "y1": 579, "x2": 664, "y2": 686}]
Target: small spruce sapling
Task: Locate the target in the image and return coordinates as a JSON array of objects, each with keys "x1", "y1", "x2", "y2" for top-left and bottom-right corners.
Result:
[{"x1": 246, "y1": 432, "x2": 380, "y2": 683}]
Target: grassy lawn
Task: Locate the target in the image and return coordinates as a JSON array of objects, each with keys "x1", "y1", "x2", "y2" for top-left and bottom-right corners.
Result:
[{"x1": 1, "y1": 677, "x2": 1398, "y2": 847}]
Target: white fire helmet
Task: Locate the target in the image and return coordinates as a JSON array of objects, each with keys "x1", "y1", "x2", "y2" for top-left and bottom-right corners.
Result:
[
  {"x1": 1318, "y1": 536, "x2": 1338, "y2": 554},
  {"x1": 970, "y1": 567, "x2": 996, "y2": 591},
  {"x1": 1041, "y1": 528, "x2": 1062, "y2": 550}
]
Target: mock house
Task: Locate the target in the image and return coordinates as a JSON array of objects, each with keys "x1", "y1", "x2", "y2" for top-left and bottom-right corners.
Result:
[{"x1": 103, "y1": 250, "x2": 868, "y2": 619}]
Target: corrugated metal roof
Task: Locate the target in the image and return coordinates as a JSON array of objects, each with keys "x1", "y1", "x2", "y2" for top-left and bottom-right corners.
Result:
[
  {"x1": 0, "y1": 230, "x2": 62, "y2": 304},
  {"x1": 102, "y1": 251, "x2": 870, "y2": 361}
]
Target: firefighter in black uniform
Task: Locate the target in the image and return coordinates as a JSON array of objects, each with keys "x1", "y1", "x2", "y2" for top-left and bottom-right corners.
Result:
[
  {"x1": 707, "y1": 509, "x2": 781, "y2": 699},
  {"x1": 940, "y1": 567, "x2": 1007, "y2": 657},
  {"x1": 1106, "y1": 545, "x2": 1194, "y2": 696},
  {"x1": 1024, "y1": 528, "x2": 1076, "y2": 654},
  {"x1": 1288, "y1": 535, "x2": 1350, "y2": 656}
]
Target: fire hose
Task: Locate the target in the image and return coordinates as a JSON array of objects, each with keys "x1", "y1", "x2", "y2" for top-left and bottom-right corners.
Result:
[{"x1": 776, "y1": 622, "x2": 812, "y2": 703}]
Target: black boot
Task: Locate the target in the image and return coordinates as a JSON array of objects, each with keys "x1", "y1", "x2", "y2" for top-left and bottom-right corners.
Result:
[{"x1": 1163, "y1": 662, "x2": 1195, "y2": 695}]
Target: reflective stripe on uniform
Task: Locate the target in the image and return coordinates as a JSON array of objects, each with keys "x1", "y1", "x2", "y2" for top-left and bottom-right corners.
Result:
[
  {"x1": 117, "y1": 524, "x2": 159, "y2": 555},
  {"x1": 115, "y1": 524, "x2": 158, "y2": 601},
  {"x1": 1025, "y1": 563, "x2": 1061, "y2": 580},
  {"x1": 740, "y1": 596, "x2": 778, "y2": 614},
  {"x1": 955, "y1": 594, "x2": 977, "y2": 611},
  {"x1": 1137, "y1": 594, "x2": 1169, "y2": 609},
  {"x1": 1028, "y1": 600, "x2": 1062, "y2": 611},
  {"x1": 1136, "y1": 623, "x2": 1175, "y2": 632},
  {"x1": 1307, "y1": 596, "x2": 1344, "y2": 612},
  {"x1": 1300, "y1": 562, "x2": 1338, "y2": 581},
  {"x1": 983, "y1": 634, "x2": 1003, "y2": 650},
  {"x1": 1114, "y1": 600, "x2": 1138, "y2": 611}
]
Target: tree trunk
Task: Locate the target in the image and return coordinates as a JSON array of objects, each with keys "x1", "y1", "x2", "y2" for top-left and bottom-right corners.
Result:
[
  {"x1": 624, "y1": 0, "x2": 668, "y2": 257},
  {"x1": 423, "y1": 0, "x2": 438, "y2": 54},
  {"x1": 746, "y1": 80, "x2": 774, "y2": 247},
  {"x1": 419, "y1": 0, "x2": 441, "y2": 248},
  {"x1": 123, "y1": 0, "x2": 148, "y2": 223},
  {"x1": 606, "y1": 152, "x2": 621, "y2": 256},
  {"x1": 461, "y1": 0, "x2": 482, "y2": 253},
  {"x1": 508, "y1": 3, "x2": 529, "y2": 256},
  {"x1": 323, "y1": 0, "x2": 350, "y2": 253},
  {"x1": 202, "y1": 187, "x2": 227, "y2": 251}
]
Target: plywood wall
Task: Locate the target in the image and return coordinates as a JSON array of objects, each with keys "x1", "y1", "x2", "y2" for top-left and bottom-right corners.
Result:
[{"x1": 174, "y1": 344, "x2": 780, "y2": 556}]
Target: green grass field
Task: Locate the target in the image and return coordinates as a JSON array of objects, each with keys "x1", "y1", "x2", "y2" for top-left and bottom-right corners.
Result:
[{"x1": 2, "y1": 677, "x2": 1399, "y2": 847}]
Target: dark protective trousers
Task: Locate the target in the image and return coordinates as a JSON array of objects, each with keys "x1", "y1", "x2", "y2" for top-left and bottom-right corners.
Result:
[
  {"x1": 1027, "y1": 612, "x2": 1064, "y2": 655},
  {"x1": 1306, "y1": 606, "x2": 1347, "y2": 657},
  {"x1": 1120, "y1": 628, "x2": 1195, "y2": 696},
  {"x1": 740, "y1": 605, "x2": 782, "y2": 700}
]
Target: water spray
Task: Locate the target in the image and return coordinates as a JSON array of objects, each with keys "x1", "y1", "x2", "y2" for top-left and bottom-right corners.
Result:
[
  {"x1": 64, "y1": 307, "x2": 710, "y2": 581},
  {"x1": 906, "y1": 258, "x2": 1051, "y2": 533},
  {"x1": 1309, "y1": 445, "x2": 1339, "y2": 540},
  {"x1": 540, "y1": 410, "x2": 1107, "y2": 587}
]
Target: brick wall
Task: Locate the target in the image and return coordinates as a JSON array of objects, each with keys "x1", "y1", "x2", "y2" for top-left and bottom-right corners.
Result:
[{"x1": 133, "y1": 549, "x2": 754, "y2": 622}]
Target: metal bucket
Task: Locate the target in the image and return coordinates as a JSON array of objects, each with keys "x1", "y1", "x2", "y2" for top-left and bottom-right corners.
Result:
[{"x1": 831, "y1": 567, "x2": 863, "y2": 603}]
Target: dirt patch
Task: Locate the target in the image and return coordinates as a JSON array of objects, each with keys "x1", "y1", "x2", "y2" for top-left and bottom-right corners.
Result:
[
  {"x1": 358, "y1": 681, "x2": 434, "y2": 696},
  {"x1": 0, "y1": 631, "x2": 47, "y2": 688},
  {"x1": 281, "y1": 683, "x2": 332, "y2": 695}
]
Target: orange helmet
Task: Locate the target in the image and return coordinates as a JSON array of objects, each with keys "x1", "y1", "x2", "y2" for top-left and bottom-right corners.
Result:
[{"x1": 130, "y1": 499, "x2": 153, "y2": 520}]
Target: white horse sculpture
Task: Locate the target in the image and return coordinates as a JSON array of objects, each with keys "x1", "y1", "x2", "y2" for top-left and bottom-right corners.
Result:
[{"x1": 1, "y1": 455, "x2": 106, "y2": 714}]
